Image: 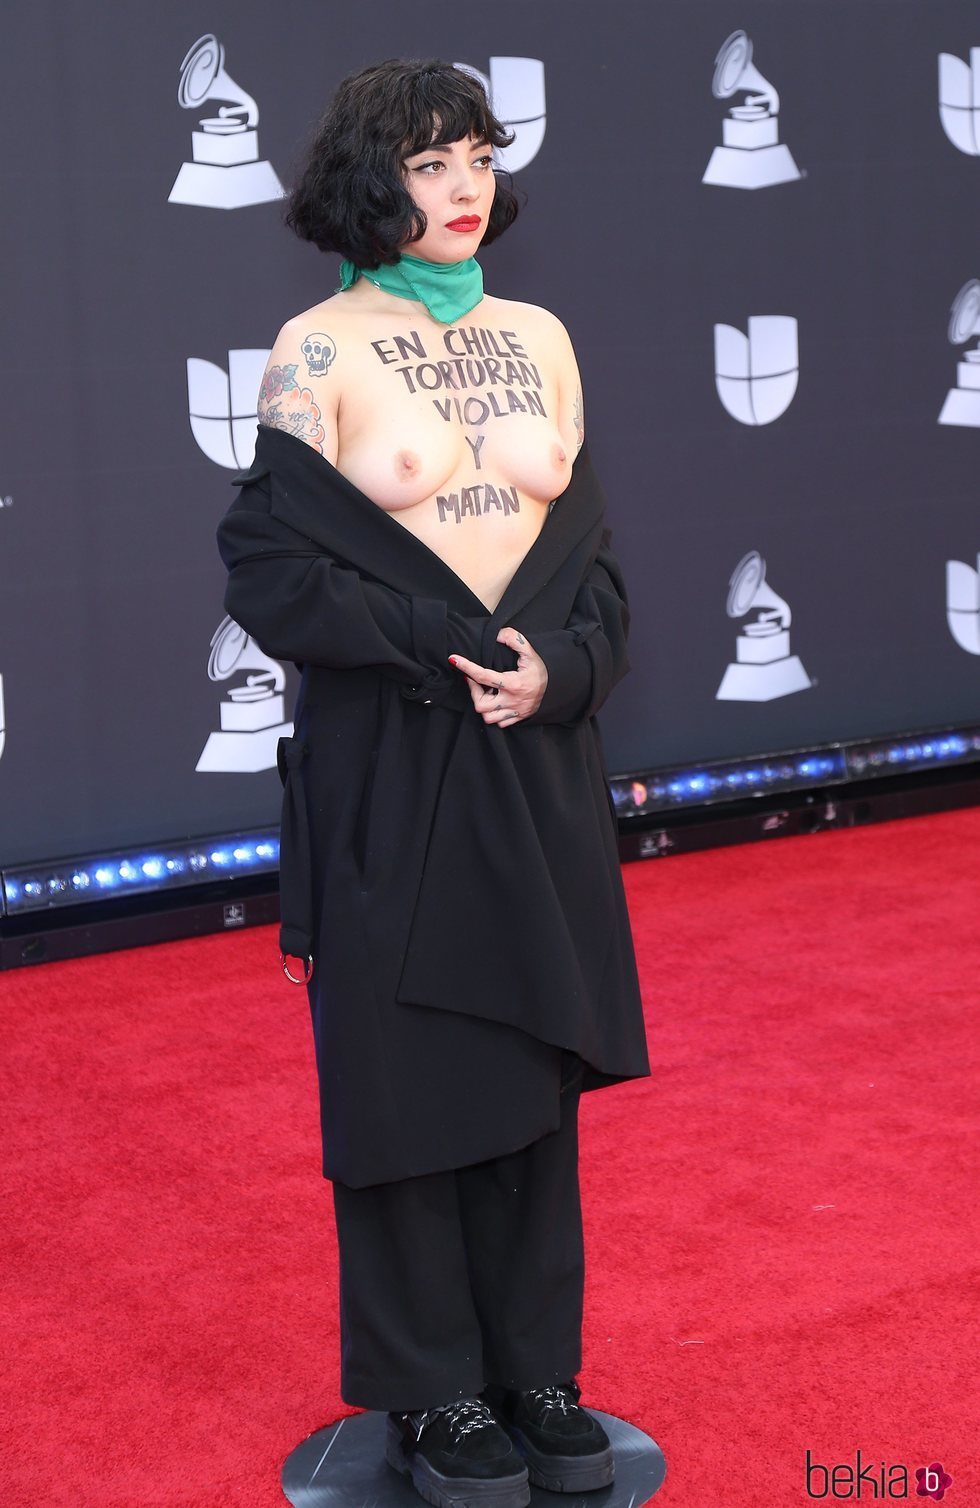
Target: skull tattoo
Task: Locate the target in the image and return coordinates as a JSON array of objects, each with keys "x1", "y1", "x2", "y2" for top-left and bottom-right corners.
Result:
[{"x1": 301, "y1": 332, "x2": 336, "y2": 377}]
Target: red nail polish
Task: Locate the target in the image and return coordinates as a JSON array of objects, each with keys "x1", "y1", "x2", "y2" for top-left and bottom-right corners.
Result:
[{"x1": 448, "y1": 656, "x2": 457, "y2": 666}]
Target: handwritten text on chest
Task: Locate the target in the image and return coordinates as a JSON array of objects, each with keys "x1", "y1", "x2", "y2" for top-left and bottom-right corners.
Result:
[{"x1": 371, "y1": 329, "x2": 548, "y2": 420}]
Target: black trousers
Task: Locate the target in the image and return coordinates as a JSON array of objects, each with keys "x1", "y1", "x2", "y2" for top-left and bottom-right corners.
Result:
[{"x1": 330, "y1": 1052, "x2": 586, "y2": 1412}]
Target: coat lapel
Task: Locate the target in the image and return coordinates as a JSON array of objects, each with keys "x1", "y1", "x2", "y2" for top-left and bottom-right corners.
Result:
[
  {"x1": 238, "y1": 426, "x2": 481, "y2": 609},
  {"x1": 489, "y1": 446, "x2": 607, "y2": 625}
]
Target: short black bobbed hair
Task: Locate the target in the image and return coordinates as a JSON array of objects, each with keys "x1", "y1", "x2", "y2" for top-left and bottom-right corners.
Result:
[{"x1": 285, "y1": 58, "x2": 520, "y2": 268}]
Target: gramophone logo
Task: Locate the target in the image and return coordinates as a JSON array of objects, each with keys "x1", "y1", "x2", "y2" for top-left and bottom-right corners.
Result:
[
  {"x1": 196, "y1": 617, "x2": 292, "y2": 773},
  {"x1": 939, "y1": 46, "x2": 980, "y2": 154},
  {"x1": 938, "y1": 279, "x2": 980, "y2": 426},
  {"x1": 716, "y1": 551, "x2": 811, "y2": 701},
  {"x1": 187, "y1": 348, "x2": 269, "y2": 469},
  {"x1": 169, "y1": 34, "x2": 284, "y2": 209},
  {"x1": 703, "y1": 30, "x2": 801, "y2": 189},
  {"x1": 715, "y1": 316, "x2": 798, "y2": 425},
  {"x1": 454, "y1": 58, "x2": 546, "y2": 172},
  {"x1": 947, "y1": 554, "x2": 980, "y2": 653}
]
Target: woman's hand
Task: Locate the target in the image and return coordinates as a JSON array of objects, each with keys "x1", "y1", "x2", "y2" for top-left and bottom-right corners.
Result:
[{"x1": 449, "y1": 627, "x2": 548, "y2": 727}]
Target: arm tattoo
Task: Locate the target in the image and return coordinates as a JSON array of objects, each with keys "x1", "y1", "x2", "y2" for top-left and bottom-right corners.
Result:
[
  {"x1": 301, "y1": 332, "x2": 336, "y2": 377},
  {"x1": 258, "y1": 363, "x2": 325, "y2": 453},
  {"x1": 573, "y1": 386, "x2": 584, "y2": 452}
]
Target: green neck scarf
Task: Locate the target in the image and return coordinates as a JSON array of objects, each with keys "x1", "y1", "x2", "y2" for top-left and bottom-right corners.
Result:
[{"x1": 338, "y1": 252, "x2": 484, "y2": 326}]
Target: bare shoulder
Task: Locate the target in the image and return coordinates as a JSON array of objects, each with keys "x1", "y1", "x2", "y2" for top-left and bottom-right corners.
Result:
[
  {"x1": 267, "y1": 293, "x2": 354, "y2": 377},
  {"x1": 480, "y1": 294, "x2": 576, "y2": 353}
]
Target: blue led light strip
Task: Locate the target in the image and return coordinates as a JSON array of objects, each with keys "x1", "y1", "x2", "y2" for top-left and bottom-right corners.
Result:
[
  {"x1": 1, "y1": 829, "x2": 280, "y2": 918},
  {"x1": 610, "y1": 725, "x2": 980, "y2": 819},
  {"x1": 4, "y1": 725, "x2": 979, "y2": 916}
]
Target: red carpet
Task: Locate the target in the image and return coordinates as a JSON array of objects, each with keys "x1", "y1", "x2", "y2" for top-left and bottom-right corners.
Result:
[{"x1": 2, "y1": 807, "x2": 978, "y2": 1506}]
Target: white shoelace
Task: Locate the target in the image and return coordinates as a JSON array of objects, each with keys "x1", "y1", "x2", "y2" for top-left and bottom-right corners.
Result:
[
  {"x1": 410, "y1": 1397, "x2": 495, "y2": 1443},
  {"x1": 529, "y1": 1385, "x2": 579, "y2": 1420}
]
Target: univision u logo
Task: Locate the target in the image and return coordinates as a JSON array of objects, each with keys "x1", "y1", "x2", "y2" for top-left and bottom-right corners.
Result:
[
  {"x1": 714, "y1": 316, "x2": 799, "y2": 425},
  {"x1": 186, "y1": 348, "x2": 270, "y2": 468},
  {"x1": 454, "y1": 57, "x2": 546, "y2": 172},
  {"x1": 947, "y1": 555, "x2": 980, "y2": 653},
  {"x1": 939, "y1": 47, "x2": 980, "y2": 155}
]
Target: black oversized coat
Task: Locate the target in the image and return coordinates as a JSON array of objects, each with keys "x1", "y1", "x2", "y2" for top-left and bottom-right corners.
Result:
[{"x1": 217, "y1": 425, "x2": 650, "y2": 1187}]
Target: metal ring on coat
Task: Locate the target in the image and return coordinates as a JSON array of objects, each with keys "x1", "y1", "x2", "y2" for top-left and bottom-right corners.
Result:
[{"x1": 280, "y1": 952, "x2": 315, "y2": 985}]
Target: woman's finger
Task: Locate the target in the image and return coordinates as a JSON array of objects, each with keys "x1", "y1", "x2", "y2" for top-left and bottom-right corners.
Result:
[
  {"x1": 496, "y1": 626, "x2": 534, "y2": 660},
  {"x1": 450, "y1": 653, "x2": 515, "y2": 693},
  {"x1": 449, "y1": 653, "x2": 496, "y2": 683},
  {"x1": 483, "y1": 700, "x2": 522, "y2": 724}
]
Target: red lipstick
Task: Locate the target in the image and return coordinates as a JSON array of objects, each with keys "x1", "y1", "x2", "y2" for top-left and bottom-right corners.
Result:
[{"x1": 446, "y1": 216, "x2": 481, "y2": 232}]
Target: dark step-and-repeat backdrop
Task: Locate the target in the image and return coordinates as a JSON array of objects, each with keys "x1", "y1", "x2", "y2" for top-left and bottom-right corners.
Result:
[{"x1": 2, "y1": 2, "x2": 979, "y2": 868}]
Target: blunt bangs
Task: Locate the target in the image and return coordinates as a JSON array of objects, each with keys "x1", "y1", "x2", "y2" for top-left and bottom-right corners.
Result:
[{"x1": 397, "y1": 67, "x2": 514, "y2": 158}]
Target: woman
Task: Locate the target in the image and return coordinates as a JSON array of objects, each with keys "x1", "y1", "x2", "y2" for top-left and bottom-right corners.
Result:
[{"x1": 217, "y1": 58, "x2": 650, "y2": 1508}]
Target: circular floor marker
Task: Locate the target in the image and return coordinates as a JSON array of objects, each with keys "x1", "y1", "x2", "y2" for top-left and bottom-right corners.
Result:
[{"x1": 282, "y1": 1408, "x2": 666, "y2": 1507}]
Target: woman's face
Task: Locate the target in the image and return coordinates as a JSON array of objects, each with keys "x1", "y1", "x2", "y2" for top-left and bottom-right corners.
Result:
[{"x1": 401, "y1": 133, "x2": 497, "y2": 262}]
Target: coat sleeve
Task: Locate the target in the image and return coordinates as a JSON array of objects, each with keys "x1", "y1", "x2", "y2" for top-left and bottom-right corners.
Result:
[
  {"x1": 522, "y1": 530, "x2": 631, "y2": 728},
  {"x1": 215, "y1": 466, "x2": 486, "y2": 709}
]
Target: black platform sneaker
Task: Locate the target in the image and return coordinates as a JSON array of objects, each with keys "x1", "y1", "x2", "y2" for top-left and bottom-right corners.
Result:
[
  {"x1": 483, "y1": 1380, "x2": 615, "y2": 1492},
  {"x1": 386, "y1": 1396, "x2": 531, "y2": 1508}
]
